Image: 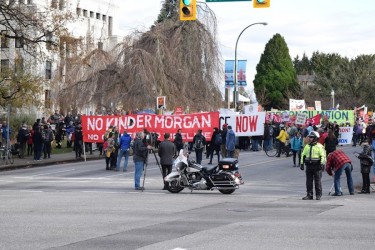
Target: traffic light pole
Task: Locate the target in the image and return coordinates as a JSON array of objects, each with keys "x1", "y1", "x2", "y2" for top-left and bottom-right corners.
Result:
[{"x1": 233, "y1": 22, "x2": 267, "y2": 111}]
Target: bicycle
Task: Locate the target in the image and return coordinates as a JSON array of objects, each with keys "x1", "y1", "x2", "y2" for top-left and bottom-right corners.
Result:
[
  {"x1": 0, "y1": 145, "x2": 14, "y2": 165},
  {"x1": 265, "y1": 140, "x2": 290, "y2": 157}
]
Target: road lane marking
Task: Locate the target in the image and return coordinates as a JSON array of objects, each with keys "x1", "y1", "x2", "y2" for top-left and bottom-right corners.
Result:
[{"x1": 28, "y1": 169, "x2": 76, "y2": 177}]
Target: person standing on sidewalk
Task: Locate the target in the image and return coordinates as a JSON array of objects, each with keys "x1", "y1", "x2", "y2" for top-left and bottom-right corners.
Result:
[
  {"x1": 17, "y1": 123, "x2": 30, "y2": 159},
  {"x1": 158, "y1": 133, "x2": 176, "y2": 190},
  {"x1": 133, "y1": 131, "x2": 152, "y2": 190},
  {"x1": 32, "y1": 126, "x2": 43, "y2": 161},
  {"x1": 326, "y1": 149, "x2": 355, "y2": 196},
  {"x1": 300, "y1": 131, "x2": 326, "y2": 200},
  {"x1": 116, "y1": 131, "x2": 132, "y2": 172},
  {"x1": 42, "y1": 124, "x2": 54, "y2": 159}
]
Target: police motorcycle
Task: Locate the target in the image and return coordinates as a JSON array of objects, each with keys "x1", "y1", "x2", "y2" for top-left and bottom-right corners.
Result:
[{"x1": 164, "y1": 150, "x2": 244, "y2": 194}]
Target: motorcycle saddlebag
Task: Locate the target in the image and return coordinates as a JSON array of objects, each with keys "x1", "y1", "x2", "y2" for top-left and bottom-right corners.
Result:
[{"x1": 218, "y1": 158, "x2": 238, "y2": 171}]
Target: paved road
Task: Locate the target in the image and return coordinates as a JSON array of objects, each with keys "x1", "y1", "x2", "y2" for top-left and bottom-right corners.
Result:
[{"x1": 1, "y1": 146, "x2": 375, "y2": 250}]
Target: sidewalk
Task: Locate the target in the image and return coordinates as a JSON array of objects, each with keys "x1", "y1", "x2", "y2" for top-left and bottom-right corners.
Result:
[{"x1": 0, "y1": 150, "x2": 101, "y2": 172}]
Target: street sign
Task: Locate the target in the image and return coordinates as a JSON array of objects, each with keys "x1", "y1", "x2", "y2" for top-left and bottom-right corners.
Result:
[
  {"x1": 206, "y1": 0, "x2": 251, "y2": 2},
  {"x1": 157, "y1": 96, "x2": 166, "y2": 109}
]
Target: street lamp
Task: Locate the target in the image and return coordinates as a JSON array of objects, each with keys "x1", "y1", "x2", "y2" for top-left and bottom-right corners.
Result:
[
  {"x1": 233, "y1": 22, "x2": 267, "y2": 111},
  {"x1": 331, "y1": 89, "x2": 335, "y2": 109}
]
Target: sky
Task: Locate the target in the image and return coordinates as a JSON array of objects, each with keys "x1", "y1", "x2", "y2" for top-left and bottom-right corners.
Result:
[{"x1": 116, "y1": 0, "x2": 375, "y2": 94}]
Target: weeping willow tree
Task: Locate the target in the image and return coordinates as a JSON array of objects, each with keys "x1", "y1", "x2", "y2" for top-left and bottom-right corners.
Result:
[{"x1": 59, "y1": 0, "x2": 223, "y2": 113}]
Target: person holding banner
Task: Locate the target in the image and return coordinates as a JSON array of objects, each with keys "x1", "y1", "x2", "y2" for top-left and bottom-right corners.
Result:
[{"x1": 133, "y1": 131, "x2": 153, "y2": 190}]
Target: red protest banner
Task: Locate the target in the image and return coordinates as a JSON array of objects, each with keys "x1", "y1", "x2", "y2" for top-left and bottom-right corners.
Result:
[{"x1": 81, "y1": 112, "x2": 219, "y2": 143}]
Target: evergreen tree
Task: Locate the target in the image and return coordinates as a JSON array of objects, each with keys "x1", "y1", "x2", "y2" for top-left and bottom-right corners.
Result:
[{"x1": 254, "y1": 33, "x2": 299, "y2": 110}]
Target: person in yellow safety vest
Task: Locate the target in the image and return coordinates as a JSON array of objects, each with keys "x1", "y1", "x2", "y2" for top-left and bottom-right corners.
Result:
[
  {"x1": 276, "y1": 124, "x2": 289, "y2": 157},
  {"x1": 300, "y1": 131, "x2": 327, "y2": 200}
]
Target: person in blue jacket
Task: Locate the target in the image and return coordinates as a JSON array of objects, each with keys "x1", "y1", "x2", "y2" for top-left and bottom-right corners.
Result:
[
  {"x1": 290, "y1": 131, "x2": 303, "y2": 167},
  {"x1": 116, "y1": 130, "x2": 132, "y2": 172}
]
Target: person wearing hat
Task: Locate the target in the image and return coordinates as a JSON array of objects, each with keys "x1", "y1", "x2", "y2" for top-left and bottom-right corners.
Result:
[{"x1": 300, "y1": 131, "x2": 326, "y2": 200}]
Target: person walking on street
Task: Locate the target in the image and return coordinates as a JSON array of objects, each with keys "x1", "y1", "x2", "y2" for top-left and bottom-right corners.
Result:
[
  {"x1": 193, "y1": 130, "x2": 206, "y2": 164},
  {"x1": 300, "y1": 131, "x2": 326, "y2": 200},
  {"x1": 174, "y1": 129, "x2": 184, "y2": 153},
  {"x1": 116, "y1": 131, "x2": 132, "y2": 172},
  {"x1": 133, "y1": 131, "x2": 152, "y2": 190},
  {"x1": 290, "y1": 131, "x2": 302, "y2": 167},
  {"x1": 158, "y1": 133, "x2": 176, "y2": 190},
  {"x1": 220, "y1": 124, "x2": 228, "y2": 158},
  {"x1": 208, "y1": 127, "x2": 221, "y2": 164},
  {"x1": 326, "y1": 149, "x2": 355, "y2": 196},
  {"x1": 226, "y1": 125, "x2": 236, "y2": 158},
  {"x1": 276, "y1": 124, "x2": 289, "y2": 157}
]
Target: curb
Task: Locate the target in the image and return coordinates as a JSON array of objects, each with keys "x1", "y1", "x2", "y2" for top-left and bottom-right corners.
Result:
[{"x1": 0, "y1": 157, "x2": 102, "y2": 172}]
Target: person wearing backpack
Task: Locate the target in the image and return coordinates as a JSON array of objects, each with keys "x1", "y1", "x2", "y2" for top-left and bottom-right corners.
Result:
[
  {"x1": 193, "y1": 129, "x2": 206, "y2": 164},
  {"x1": 208, "y1": 127, "x2": 221, "y2": 164}
]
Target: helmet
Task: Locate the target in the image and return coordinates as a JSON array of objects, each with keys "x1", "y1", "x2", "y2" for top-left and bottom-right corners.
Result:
[{"x1": 308, "y1": 131, "x2": 320, "y2": 139}]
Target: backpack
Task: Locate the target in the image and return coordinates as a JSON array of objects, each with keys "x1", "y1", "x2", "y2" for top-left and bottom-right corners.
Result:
[
  {"x1": 194, "y1": 135, "x2": 204, "y2": 149},
  {"x1": 214, "y1": 133, "x2": 222, "y2": 145},
  {"x1": 269, "y1": 126, "x2": 274, "y2": 137}
]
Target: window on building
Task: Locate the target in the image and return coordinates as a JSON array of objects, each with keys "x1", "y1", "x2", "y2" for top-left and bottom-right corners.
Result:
[
  {"x1": 76, "y1": 8, "x2": 81, "y2": 16},
  {"x1": 108, "y1": 16, "x2": 113, "y2": 36},
  {"x1": 83, "y1": 9, "x2": 87, "y2": 17},
  {"x1": 15, "y1": 58, "x2": 24, "y2": 76},
  {"x1": 1, "y1": 59, "x2": 10, "y2": 78},
  {"x1": 1, "y1": 30, "x2": 9, "y2": 48},
  {"x1": 51, "y1": 0, "x2": 57, "y2": 8},
  {"x1": 45, "y1": 60, "x2": 52, "y2": 80},
  {"x1": 45, "y1": 89, "x2": 51, "y2": 109},
  {"x1": 27, "y1": 0, "x2": 33, "y2": 4},
  {"x1": 59, "y1": 0, "x2": 64, "y2": 10},
  {"x1": 102, "y1": 15, "x2": 106, "y2": 22},
  {"x1": 19, "y1": 0, "x2": 25, "y2": 4},
  {"x1": 15, "y1": 31, "x2": 24, "y2": 48},
  {"x1": 45, "y1": 30, "x2": 53, "y2": 50},
  {"x1": 96, "y1": 13, "x2": 100, "y2": 19},
  {"x1": 90, "y1": 11, "x2": 94, "y2": 18}
]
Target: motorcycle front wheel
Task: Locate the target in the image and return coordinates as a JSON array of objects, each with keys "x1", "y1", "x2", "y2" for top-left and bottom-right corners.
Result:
[
  {"x1": 166, "y1": 180, "x2": 184, "y2": 193},
  {"x1": 219, "y1": 189, "x2": 236, "y2": 195}
]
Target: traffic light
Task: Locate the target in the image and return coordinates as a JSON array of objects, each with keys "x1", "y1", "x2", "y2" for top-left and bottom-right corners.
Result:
[
  {"x1": 253, "y1": 0, "x2": 270, "y2": 8},
  {"x1": 179, "y1": 0, "x2": 197, "y2": 21}
]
